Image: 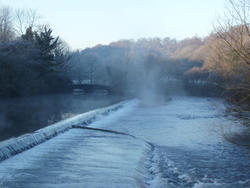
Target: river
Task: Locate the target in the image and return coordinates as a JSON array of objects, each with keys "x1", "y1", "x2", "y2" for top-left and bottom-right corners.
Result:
[
  {"x1": 0, "y1": 93, "x2": 123, "y2": 141},
  {"x1": 0, "y1": 96, "x2": 249, "y2": 187}
]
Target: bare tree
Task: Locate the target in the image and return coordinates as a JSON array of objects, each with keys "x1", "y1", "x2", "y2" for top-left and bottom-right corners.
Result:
[
  {"x1": 83, "y1": 55, "x2": 101, "y2": 84},
  {"x1": 215, "y1": 0, "x2": 250, "y2": 66},
  {"x1": 0, "y1": 6, "x2": 14, "y2": 41},
  {"x1": 14, "y1": 8, "x2": 39, "y2": 35},
  {"x1": 209, "y1": 0, "x2": 250, "y2": 103}
]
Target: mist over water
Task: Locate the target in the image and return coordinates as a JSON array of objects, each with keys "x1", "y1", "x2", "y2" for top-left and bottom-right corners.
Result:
[
  {"x1": 0, "y1": 0, "x2": 249, "y2": 187},
  {"x1": 133, "y1": 62, "x2": 187, "y2": 106},
  {"x1": 0, "y1": 94, "x2": 123, "y2": 141}
]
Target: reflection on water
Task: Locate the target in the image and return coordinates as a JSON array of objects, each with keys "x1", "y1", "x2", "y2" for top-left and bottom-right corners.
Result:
[{"x1": 0, "y1": 93, "x2": 123, "y2": 141}]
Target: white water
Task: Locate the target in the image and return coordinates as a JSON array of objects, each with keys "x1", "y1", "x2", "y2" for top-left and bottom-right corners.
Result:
[
  {"x1": 0, "y1": 100, "x2": 131, "y2": 161},
  {"x1": 87, "y1": 96, "x2": 250, "y2": 187},
  {"x1": 0, "y1": 97, "x2": 249, "y2": 187}
]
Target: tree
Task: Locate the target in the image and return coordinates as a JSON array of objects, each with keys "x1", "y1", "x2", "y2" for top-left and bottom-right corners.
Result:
[
  {"x1": 21, "y1": 26, "x2": 35, "y2": 42},
  {"x1": 216, "y1": 0, "x2": 249, "y2": 65},
  {"x1": 33, "y1": 26, "x2": 71, "y2": 92},
  {"x1": 14, "y1": 9, "x2": 39, "y2": 35},
  {"x1": 0, "y1": 40, "x2": 45, "y2": 97},
  {"x1": 32, "y1": 26, "x2": 61, "y2": 76},
  {"x1": 82, "y1": 54, "x2": 104, "y2": 84},
  {"x1": 0, "y1": 7, "x2": 14, "y2": 41},
  {"x1": 209, "y1": 0, "x2": 250, "y2": 103}
]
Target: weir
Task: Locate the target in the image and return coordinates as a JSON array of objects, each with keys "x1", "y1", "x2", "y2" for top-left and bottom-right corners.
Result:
[
  {"x1": 0, "y1": 97, "x2": 249, "y2": 188},
  {"x1": 0, "y1": 100, "x2": 127, "y2": 162},
  {"x1": 0, "y1": 100, "x2": 154, "y2": 188}
]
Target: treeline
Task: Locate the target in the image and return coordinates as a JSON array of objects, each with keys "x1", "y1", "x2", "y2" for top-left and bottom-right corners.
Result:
[
  {"x1": 184, "y1": 0, "x2": 250, "y2": 106},
  {"x1": 69, "y1": 35, "x2": 218, "y2": 97},
  {"x1": 0, "y1": 1, "x2": 249, "y2": 108},
  {"x1": 69, "y1": 0, "x2": 249, "y2": 107},
  {"x1": 69, "y1": 38, "x2": 206, "y2": 97},
  {"x1": 0, "y1": 7, "x2": 71, "y2": 97}
]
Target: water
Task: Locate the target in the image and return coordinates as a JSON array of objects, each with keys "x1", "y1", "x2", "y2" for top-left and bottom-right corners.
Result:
[
  {"x1": 0, "y1": 129, "x2": 150, "y2": 188},
  {"x1": 0, "y1": 96, "x2": 249, "y2": 187},
  {"x1": 91, "y1": 96, "x2": 250, "y2": 187},
  {"x1": 0, "y1": 93, "x2": 123, "y2": 141}
]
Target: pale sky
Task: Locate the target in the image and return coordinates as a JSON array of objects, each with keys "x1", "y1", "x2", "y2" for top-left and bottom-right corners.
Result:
[{"x1": 1, "y1": 0, "x2": 226, "y2": 50}]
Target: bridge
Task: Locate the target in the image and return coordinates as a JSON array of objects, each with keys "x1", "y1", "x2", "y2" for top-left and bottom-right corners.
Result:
[{"x1": 72, "y1": 84, "x2": 112, "y2": 93}]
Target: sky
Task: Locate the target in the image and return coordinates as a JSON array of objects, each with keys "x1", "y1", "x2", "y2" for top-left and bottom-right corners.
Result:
[{"x1": 1, "y1": 0, "x2": 226, "y2": 50}]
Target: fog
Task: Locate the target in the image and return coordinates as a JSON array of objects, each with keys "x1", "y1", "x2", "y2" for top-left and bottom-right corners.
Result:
[
  {"x1": 0, "y1": 0, "x2": 247, "y2": 155},
  {"x1": 0, "y1": 94, "x2": 123, "y2": 141},
  {"x1": 69, "y1": 39, "x2": 198, "y2": 106},
  {"x1": 0, "y1": 1, "x2": 249, "y2": 187}
]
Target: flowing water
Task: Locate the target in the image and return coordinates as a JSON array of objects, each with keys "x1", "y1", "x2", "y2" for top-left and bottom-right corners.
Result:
[
  {"x1": 0, "y1": 96, "x2": 249, "y2": 187},
  {"x1": 87, "y1": 96, "x2": 250, "y2": 187}
]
